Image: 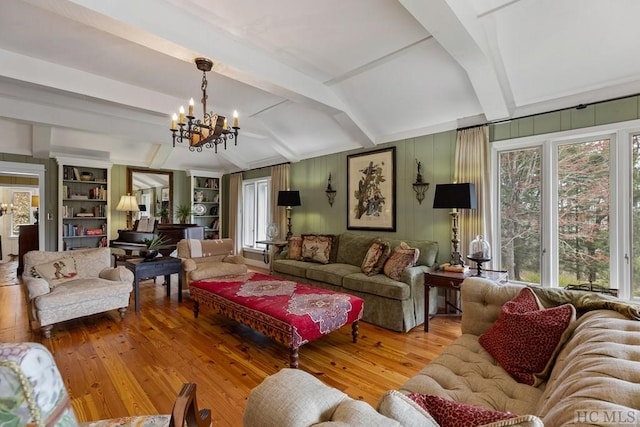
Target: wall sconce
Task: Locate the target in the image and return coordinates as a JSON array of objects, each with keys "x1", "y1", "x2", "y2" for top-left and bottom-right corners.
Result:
[
  {"x1": 412, "y1": 159, "x2": 430, "y2": 204},
  {"x1": 325, "y1": 173, "x2": 337, "y2": 206}
]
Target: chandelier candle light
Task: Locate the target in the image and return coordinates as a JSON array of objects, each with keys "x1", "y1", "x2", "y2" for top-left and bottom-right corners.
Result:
[{"x1": 171, "y1": 58, "x2": 240, "y2": 153}]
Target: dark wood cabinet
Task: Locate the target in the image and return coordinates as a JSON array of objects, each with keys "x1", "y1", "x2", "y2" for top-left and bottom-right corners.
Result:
[{"x1": 18, "y1": 224, "x2": 38, "y2": 275}]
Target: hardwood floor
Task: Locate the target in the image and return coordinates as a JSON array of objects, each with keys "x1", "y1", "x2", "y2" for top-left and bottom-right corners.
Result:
[{"x1": 0, "y1": 265, "x2": 461, "y2": 426}]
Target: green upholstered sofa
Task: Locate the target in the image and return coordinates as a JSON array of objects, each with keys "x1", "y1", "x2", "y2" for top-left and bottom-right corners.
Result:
[{"x1": 271, "y1": 232, "x2": 438, "y2": 332}]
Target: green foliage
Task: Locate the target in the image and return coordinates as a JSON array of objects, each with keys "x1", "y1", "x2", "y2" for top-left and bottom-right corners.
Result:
[
  {"x1": 175, "y1": 204, "x2": 192, "y2": 223},
  {"x1": 143, "y1": 234, "x2": 169, "y2": 249}
]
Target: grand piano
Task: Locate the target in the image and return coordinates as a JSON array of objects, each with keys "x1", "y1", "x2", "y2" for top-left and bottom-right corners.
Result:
[{"x1": 111, "y1": 218, "x2": 204, "y2": 255}]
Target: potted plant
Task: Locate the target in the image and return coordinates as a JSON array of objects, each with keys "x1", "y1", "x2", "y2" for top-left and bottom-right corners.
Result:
[
  {"x1": 141, "y1": 234, "x2": 170, "y2": 260},
  {"x1": 176, "y1": 204, "x2": 192, "y2": 224},
  {"x1": 158, "y1": 206, "x2": 170, "y2": 224}
]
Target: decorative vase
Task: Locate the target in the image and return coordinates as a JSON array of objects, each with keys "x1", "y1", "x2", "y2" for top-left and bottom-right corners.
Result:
[
  {"x1": 194, "y1": 191, "x2": 204, "y2": 202},
  {"x1": 266, "y1": 223, "x2": 280, "y2": 241},
  {"x1": 141, "y1": 249, "x2": 159, "y2": 261}
]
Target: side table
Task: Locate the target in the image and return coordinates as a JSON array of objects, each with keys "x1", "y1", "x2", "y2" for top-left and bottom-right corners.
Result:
[
  {"x1": 424, "y1": 268, "x2": 508, "y2": 332},
  {"x1": 255, "y1": 240, "x2": 288, "y2": 271},
  {"x1": 124, "y1": 256, "x2": 182, "y2": 312}
]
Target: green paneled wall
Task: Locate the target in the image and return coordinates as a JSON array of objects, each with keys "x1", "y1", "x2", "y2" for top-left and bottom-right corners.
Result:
[
  {"x1": 491, "y1": 95, "x2": 640, "y2": 141},
  {"x1": 289, "y1": 131, "x2": 457, "y2": 264}
]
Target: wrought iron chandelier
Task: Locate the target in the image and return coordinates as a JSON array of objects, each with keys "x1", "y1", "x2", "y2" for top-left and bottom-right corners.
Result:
[{"x1": 171, "y1": 57, "x2": 240, "y2": 153}]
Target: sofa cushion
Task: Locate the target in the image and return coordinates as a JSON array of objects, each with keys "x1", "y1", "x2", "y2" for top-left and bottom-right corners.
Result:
[
  {"x1": 272, "y1": 259, "x2": 309, "y2": 278},
  {"x1": 288, "y1": 236, "x2": 303, "y2": 260},
  {"x1": 400, "y1": 334, "x2": 542, "y2": 415},
  {"x1": 361, "y1": 239, "x2": 391, "y2": 276},
  {"x1": 188, "y1": 262, "x2": 247, "y2": 281},
  {"x1": 383, "y1": 242, "x2": 419, "y2": 280},
  {"x1": 34, "y1": 278, "x2": 132, "y2": 311},
  {"x1": 305, "y1": 263, "x2": 360, "y2": 287},
  {"x1": 408, "y1": 394, "x2": 519, "y2": 426},
  {"x1": 335, "y1": 232, "x2": 377, "y2": 266},
  {"x1": 343, "y1": 272, "x2": 410, "y2": 300},
  {"x1": 479, "y1": 287, "x2": 576, "y2": 386},
  {"x1": 32, "y1": 257, "x2": 78, "y2": 287}
]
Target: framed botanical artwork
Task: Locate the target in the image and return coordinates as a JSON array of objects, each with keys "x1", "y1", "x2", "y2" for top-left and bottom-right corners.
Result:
[{"x1": 347, "y1": 147, "x2": 396, "y2": 231}]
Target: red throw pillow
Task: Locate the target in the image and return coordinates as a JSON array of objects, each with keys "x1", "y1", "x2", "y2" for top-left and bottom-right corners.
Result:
[
  {"x1": 407, "y1": 394, "x2": 517, "y2": 427},
  {"x1": 479, "y1": 287, "x2": 576, "y2": 386},
  {"x1": 361, "y1": 239, "x2": 391, "y2": 276}
]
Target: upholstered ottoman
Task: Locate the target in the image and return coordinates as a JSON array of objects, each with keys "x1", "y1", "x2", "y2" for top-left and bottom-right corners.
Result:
[{"x1": 190, "y1": 272, "x2": 364, "y2": 367}]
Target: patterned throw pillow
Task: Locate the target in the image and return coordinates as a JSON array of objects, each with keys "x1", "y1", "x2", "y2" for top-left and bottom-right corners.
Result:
[
  {"x1": 32, "y1": 258, "x2": 78, "y2": 287},
  {"x1": 383, "y1": 242, "x2": 420, "y2": 280},
  {"x1": 288, "y1": 236, "x2": 303, "y2": 260},
  {"x1": 407, "y1": 394, "x2": 518, "y2": 427},
  {"x1": 301, "y1": 235, "x2": 333, "y2": 264},
  {"x1": 361, "y1": 239, "x2": 391, "y2": 276},
  {"x1": 479, "y1": 287, "x2": 576, "y2": 386}
]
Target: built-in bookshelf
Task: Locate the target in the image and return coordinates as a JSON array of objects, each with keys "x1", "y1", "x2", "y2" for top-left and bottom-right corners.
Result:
[
  {"x1": 57, "y1": 159, "x2": 111, "y2": 251},
  {"x1": 188, "y1": 171, "x2": 222, "y2": 240}
]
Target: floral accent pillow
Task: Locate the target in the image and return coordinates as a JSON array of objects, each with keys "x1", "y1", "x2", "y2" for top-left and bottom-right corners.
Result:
[
  {"x1": 287, "y1": 236, "x2": 303, "y2": 260},
  {"x1": 407, "y1": 394, "x2": 518, "y2": 427},
  {"x1": 361, "y1": 239, "x2": 391, "y2": 276},
  {"x1": 383, "y1": 242, "x2": 420, "y2": 280},
  {"x1": 32, "y1": 258, "x2": 78, "y2": 287},
  {"x1": 478, "y1": 287, "x2": 576, "y2": 386},
  {"x1": 301, "y1": 235, "x2": 333, "y2": 264}
]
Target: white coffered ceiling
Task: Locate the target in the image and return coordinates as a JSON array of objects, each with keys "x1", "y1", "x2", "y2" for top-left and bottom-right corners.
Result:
[{"x1": 1, "y1": 0, "x2": 640, "y2": 173}]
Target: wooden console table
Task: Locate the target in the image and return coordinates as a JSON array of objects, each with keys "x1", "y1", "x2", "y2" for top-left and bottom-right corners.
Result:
[
  {"x1": 424, "y1": 268, "x2": 508, "y2": 332},
  {"x1": 124, "y1": 256, "x2": 182, "y2": 312}
]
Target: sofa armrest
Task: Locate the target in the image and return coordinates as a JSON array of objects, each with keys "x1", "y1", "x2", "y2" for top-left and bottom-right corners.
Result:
[
  {"x1": 182, "y1": 258, "x2": 197, "y2": 272},
  {"x1": 244, "y1": 369, "x2": 400, "y2": 426},
  {"x1": 460, "y1": 277, "x2": 524, "y2": 335},
  {"x1": 99, "y1": 266, "x2": 134, "y2": 283},
  {"x1": 401, "y1": 265, "x2": 428, "y2": 295},
  {"x1": 223, "y1": 254, "x2": 245, "y2": 265},
  {"x1": 24, "y1": 277, "x2": 50, "y2": 300}
]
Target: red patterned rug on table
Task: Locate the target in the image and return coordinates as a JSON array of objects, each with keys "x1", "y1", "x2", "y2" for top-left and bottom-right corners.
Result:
[{"x1": 189, "y1": 272, "x2": 364, "y2": 367}]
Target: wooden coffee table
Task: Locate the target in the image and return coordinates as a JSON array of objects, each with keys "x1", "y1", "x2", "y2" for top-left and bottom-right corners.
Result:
[{"x1": 123, "y1": 256, "x2": 182, "y2": 312}]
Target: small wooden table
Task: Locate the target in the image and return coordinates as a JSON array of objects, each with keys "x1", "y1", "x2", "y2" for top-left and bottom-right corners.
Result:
[
  {"x1": 124, "y1": 256, "x2": 182, "y2": 312},
  {"x1": 255, "y1": 240, "x2": 288, "y2": 271},
  {"x1": 424, "y1": 268, "x2": 508, "y2": 332}
]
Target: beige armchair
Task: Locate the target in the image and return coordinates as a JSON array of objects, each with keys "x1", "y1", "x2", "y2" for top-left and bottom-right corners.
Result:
[
  {"x1": 177, "y1": 239, "x2": 247, "y2": 286},
  {"x1": 22, "y1": 247, "x2": 133, "y2": 338}
]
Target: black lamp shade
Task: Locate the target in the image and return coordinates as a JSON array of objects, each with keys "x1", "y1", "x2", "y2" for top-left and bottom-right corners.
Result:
[
  {"x1": 433, "y1": 183, "x2": 477, "y2": 209},
  {"x1": 277, "y1": 190, "x2": 301, "y2": 207}
]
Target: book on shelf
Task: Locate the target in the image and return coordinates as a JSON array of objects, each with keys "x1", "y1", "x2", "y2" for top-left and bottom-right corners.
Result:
[
  {"x1": 76, "y1": 212, "x2": 94, "y2": 217},
  {"x1": 73, "y1": 167, "x2": 80, "y2": 180}
]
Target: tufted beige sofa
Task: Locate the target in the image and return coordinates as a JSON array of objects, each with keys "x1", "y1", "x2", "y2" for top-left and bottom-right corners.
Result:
[
  {"x1": 177, "y1": 238, "x2": 247, "y2": 287},
  {"x1": 22, "y1": 247, "x2": 133, "y2": 338},
  {"x1": 244, "y1": 277, "x2": 640, "y2": 426}
]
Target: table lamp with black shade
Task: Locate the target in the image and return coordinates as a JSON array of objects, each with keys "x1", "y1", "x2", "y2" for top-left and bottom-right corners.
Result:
[
  {"x1": 432, "y1": 183, "x2": 477, "y2": 266},
  {"x1": 277, "y1": 190, "x2": 301, "y2": 240}
]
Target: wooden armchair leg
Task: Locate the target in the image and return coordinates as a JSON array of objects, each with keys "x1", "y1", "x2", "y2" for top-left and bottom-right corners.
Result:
[{"x1": 170, "y1": 383, "x2": 211, "y2": 427}]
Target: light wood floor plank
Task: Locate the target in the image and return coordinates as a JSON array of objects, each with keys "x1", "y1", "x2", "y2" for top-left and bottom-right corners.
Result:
[{"x1": 0, "y1": 268, "x2": 461, "y2": 425}]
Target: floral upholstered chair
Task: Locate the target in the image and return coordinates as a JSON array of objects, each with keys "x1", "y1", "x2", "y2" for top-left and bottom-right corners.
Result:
[{"x1": 0, "y1": 342, "x2": 211, "y2": 427}]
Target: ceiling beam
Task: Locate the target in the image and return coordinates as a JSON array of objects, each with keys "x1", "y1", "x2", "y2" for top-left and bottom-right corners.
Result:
[
  {"x1": 399, "y1": 0, "x2": 512, "y2": 121},
  {"x1": 22, "y1": 0, "x2": 375, "y2": 146}
]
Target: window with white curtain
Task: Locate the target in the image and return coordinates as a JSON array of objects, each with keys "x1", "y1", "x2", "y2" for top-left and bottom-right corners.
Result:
[
  {"x1": 242, "y1": 177, "x2": 270, "y2": 250},
  {"x1": 492, "y1": 120, "x2": 640, "y2": 300}
]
